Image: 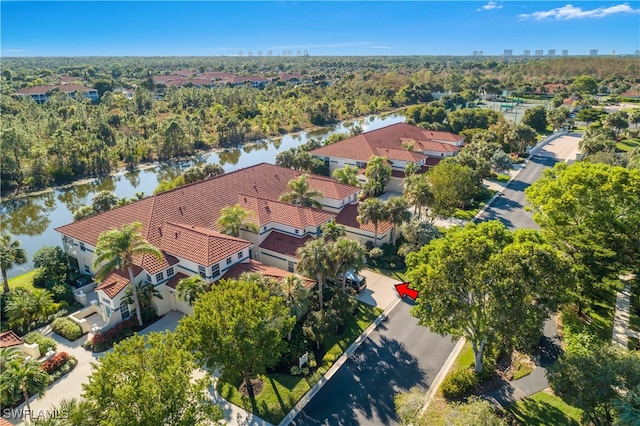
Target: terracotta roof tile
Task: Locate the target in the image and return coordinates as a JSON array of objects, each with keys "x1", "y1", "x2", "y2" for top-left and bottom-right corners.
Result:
[
  {"x1": 222, "y1": 260, "x2": 315, "y2": 289},
  {"x1": 95, "y1": 265, "x2": 143, "y2": 298},
  {"x1": 56, "y1": 163, "x2": 354, "y2": 278},
  {"x1": 310, "y1": 123, "x2": 462, "y2": 162},
  {"x1": 335, "y1": 203, "x2": 394, "y2": 234},
  {"x1": 0, "y1": 330, "x2": 23, "y2": 348},
  {"x1": 159, "y1": 223, "x2": 252, "y2": 267},
  {"x1": 238, "y1": 195, "x2": 335, "y2": 229},
  {"x1": 259, "y1": 231, "x2": 312, "y2": 258},
  {"x1": 17, "y1": 84, "x2": 96, "y2": 95},
  {"x1": 165, "y1": 272, "x2": 189, "y2": 290}
]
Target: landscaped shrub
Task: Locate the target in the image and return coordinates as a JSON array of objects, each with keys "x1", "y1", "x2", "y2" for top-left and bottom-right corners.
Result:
[
  {"x1": 23, "y1": 332, "x2": 57, "y2": 354},
  {"x1": 51, "y1": 317, "x2": 83, "y2": 341},
  {"x1": 89, "y1": 317, "x2": 137, "y2": 351},
  {"x1": 441, "y1": 368, "x2": 479, "y2": 400},
  {"x1": 41, "y1": 352, "x2": 70, "y2": 374}
]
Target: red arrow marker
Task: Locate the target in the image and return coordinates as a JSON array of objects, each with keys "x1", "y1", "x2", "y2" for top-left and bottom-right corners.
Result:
[{"x1": 394, "y1": 282, "x2": 419, "y2": 301}]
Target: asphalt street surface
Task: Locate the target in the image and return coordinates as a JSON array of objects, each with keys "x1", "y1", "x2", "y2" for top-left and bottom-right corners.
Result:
[
  {"x1": 475, "y1": 155, "x2": 559, "y2": 230},
  {"x1": 290, "y1": 301, "x2": 456, "y2": 426}
]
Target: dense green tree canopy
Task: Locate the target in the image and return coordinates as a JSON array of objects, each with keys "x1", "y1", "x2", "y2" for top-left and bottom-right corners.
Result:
[
  {"x1": 83, "y1": 332, "x2": 222, "y2": 426},
  {"x1": 407, "y1": 221, "x2": 570, "y2": 373},
  {"x1": 427, "y1": 159, "x2": 480, "y2": 217},
  {"x1": 176, "y1": 278, "x2": 294, "y2": 396},
  {"x1": 526, "y1": 162, "x2": 640, "y2": 309}
]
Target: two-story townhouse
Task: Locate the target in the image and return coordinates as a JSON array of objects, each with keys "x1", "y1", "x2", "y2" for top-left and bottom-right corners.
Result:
[
  {"x1": 16, "y1": 84, "x2": 99, "y2": 104},
  {"x1": 310, "y1": 123, "x2": 464, "y2": 193},
  {"x1": 55, "y1": 163, "x2": 393, "y2": 329}
]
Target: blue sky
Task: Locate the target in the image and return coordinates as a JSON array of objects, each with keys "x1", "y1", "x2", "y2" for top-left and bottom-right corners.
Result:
[{"x1": 2, "y1": 1, "x2": 639, "y2": 57}]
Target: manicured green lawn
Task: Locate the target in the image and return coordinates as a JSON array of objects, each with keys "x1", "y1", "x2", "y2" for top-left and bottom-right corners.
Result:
[
  {"x1": 453, "y1": 341, "x2": 475, "y2": 371},
  {"x1": 7, "y1": 270, "x2": 37, "y2": 292},
  {"x1": 491, "y1": 173, "x2": 511, "y2": 183},
  {"x1": 507, "y1": 391, "x2": 583, "y2": 426},
  {"x1": 367, "y1": 266, "x2": 408, "y2": 283},
  {"x1": 217, "y1": 301, "x2": 382, "y2": 424},
  {"x1": 616, "y1": 137, "x2": 640, "y2": 152}
]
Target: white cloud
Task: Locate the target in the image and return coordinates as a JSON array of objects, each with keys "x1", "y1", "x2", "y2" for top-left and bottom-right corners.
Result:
[
  {"x1": 519, "y1": 3, "x2": 640, "y2": 20},
  {"x1": 2, "y1": 49, "x2": 24, "y2": 52},
  {"x1": 478, "y1": 1, "x2": 503, "y2": 11}
]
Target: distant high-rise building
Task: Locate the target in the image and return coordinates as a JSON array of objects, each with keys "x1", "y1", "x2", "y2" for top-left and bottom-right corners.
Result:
[
  {"x1": 548, "y1": 49, "x2": 556, "y2": 56},
  {"x1": 247, "y1": 51, "x2": 253, "y2": 57},
  {"x1": 611, "y1": 50, "x2": 616, "y2": 56},
  {"x1": 257, "y1": 51, "x2": 262, "y2": 57},
  {"x1": 267, "y1": 50, "x2": 273, "y2": 57},
  {"x1": 238, "y1": 51, "x2": 243, "y2": 57},
  {"x1": 635, "y1": 50, "x2": 640, "y2": 56},
  {"x1": 523, "y1": 50, "x2": 531, "y2": 56},
  {"x1": 535, "y1": 49, "x2": 543, "y2": 56},
  {"x1": 478, "y1": 51, "x2": 483, "y2": 56},
  {"x1": 504, "y1": 49, "x2": 513, "y2": 57},
  {"x1": 562, "y1": 50, "x2": 569, "y2": 56},
  {"x1": 472, "y1": 50, "x2": 479, "y2": 56},
  {"x1": 590, "y1": 49, "x2": 598, "y2": 56}
]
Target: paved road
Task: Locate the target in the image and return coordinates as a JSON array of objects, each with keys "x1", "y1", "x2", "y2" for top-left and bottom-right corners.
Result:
[
  {"x1": 475, "y1": 133, "x2": 581, "y2": 230},
  {"x1": 290, "y1": 301, "x2": 456, "y2": 426}
]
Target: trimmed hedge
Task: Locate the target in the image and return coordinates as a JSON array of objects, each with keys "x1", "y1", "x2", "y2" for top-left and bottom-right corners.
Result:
[
  {"x1": 441, "y1": 368, "x2": 479, "y2": 400},
  {"x1": 51, "y1": 317, "x2": 83, "y2": 341},
  {"x1": 23, "y1": 332, "x2": 57, "y2": 354}
]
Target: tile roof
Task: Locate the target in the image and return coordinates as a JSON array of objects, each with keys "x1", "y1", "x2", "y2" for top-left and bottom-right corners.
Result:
[
  {"x1": 17, "y1": 84, "x2": 96, "y2": 95},
  {"x1": 238, "y1": 196, "x2": 335, "y2": 229},
  {"x1": 56, "y1": 163, "x2": 358, "y2": 277},
  {"x1": 159, "y1": 222, "x2": 252, "y2": 266},
  {"x1": 310, "y1": 123, "x2": 462, "y2": 163},
  {"x1": 335, "y1": 203, "x2": 394, "y2": 234},
  {"x1": 165, "y1": 272, "x2": 189, "y2": 290},
  {"x1": 0, "y1": 330, "x2": 23, "y2": 348},
  {"x1": 222, "y1": 260, "x2": 315, "y2": 289},
  {"x1": 259, "y1": 231, "x2": 313, "y2": 258},
  {"x1": 95, "y1": 265, "x2": 143, "y2": 298}
]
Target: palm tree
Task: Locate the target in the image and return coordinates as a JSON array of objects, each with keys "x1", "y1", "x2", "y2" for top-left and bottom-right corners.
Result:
[
  {"x1": 93, "y1": 222, "x2": 162, "y2": 327},
  {"x1": 0, "y1": 233, "x2": 27, "y2": 293},
  {"x1": 31, "y1": 289, "x2": 55, "y2": 323},
  {"x1": 28, "y1": 398, "x2": 97, "y2": 426},
  {"x1": 364, "y1": 155, "x2": 391, "y2": 196},
  {"x1": 321, "y1": 219, "x2": 346, "y2": 242},
  {"x1": 6, "y1": 288, "x2": 36, "y2": 333},
  {"x1": 332, "y1": 238, "x2": 366, "y2": 291},
  {"x1": 0, "y1": 347, "x2": 22, "y2": 371},
  {"x1": 3, "y1": 359, "x2": 51, "y2": 415},
  {"x1": 124, "y1": 282, "x2": 163, "y2": 321},
  {"x1": 403, "y1": 174, "x2": 434, "y2": 219},
  {"x1": 359, "y1": 179, "x2": 383, "y2": 201},
  {"x1": 216, "y1": 204, "x2": 259, "y2": 237},
  {"x1": 357, "y1": 198, "x2": 388, "y2": 247},
  {"x1": 296, "y1": 239, "x2": 332, "y2": 311},
  {"x1": 404, "y1": 163, "x2": 419, "y2": 177},
  {"x1": 332, "y1": 165, "x2": 360, "y2": 187},
  {"x1": 176, "y1": 275, "x2": 210, "y2": 306},
  {"x1": 385, "y1": 196, "x2": 411, "y2": 226},
  {"x1": 276, "y1": 275, "x2": 310, "y2": 340},
  {"x1": 279, "y1": 174, "x2": 323, "y2": 209}
]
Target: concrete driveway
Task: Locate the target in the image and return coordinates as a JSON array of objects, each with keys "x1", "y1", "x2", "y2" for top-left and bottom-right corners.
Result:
[
  {"x1": 8, "y1": 311, "x2": 185, "y2": 425},
  {"x1": 355, "y1": 269, "x2": 404, "y2": 310}
]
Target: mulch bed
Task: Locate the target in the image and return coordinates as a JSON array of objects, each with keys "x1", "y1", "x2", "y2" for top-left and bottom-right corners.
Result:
[{"x1": 239, "y1": 377, "x2": 264, "y2": 398}]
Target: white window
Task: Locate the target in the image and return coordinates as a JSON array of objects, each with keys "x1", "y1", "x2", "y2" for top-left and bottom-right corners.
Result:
[
  {"x1": 198, "y1": 265, "x2": 206, "y2": 279},
  {"x1": 167, "y1": 267, "x2": 174, "y2": 277},
  {"x1": 84, "y1": 265, "x2": 91, "y2": 274},
  {"x1": 155, "y1": 272, "x2": 164, "y2": 282},
  {"x1": 146, "y1": 274, "x2": 152, "y2": 283},
  {"x1": 237, "y1": 251, "x2": 243, "y2": 260},
  {"x1": 79, "y1": 242, "x2": 86, "y2": 252},
  {"x1": 226, "y1": 257, "x2": 232, "y2": 265},
  {"x1": 212, "y1": 264, "x2": 220, "y2": 277},
  {"x1": 295, "y1": 229, "x2": 299, "y2": 234},
  {"x1": 120, "y1": 301, "x2": 130, "y2": 319},
  {"x1": 288, "y1": 261, "x2": 295, "y2": 273}
]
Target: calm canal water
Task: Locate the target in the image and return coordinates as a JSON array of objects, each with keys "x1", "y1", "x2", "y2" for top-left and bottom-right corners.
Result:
[{"x1": 1, "y1": 113, "x2": 406, "y2": 277}]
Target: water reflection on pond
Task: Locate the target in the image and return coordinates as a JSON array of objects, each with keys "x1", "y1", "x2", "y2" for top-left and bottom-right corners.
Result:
[{"x1": 0, "y1": 113, "x2": 405, "y2": 276}]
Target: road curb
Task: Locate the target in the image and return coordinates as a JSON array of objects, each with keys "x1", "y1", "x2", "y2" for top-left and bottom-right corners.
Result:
[
  {"x1": 419, "y1": 337, "x2": 466, "y2": 415},
  {"x1": 473, "y1": 131, "x2": 568, "y2": 223},
  {"x1": 278, "y1": 296, "x2": 405, "y2": 426}
]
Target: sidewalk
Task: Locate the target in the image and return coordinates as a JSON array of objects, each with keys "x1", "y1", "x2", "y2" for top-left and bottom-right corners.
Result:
[{"x1": 612, "y1": 274, "x2": 639, "y2": 348}]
